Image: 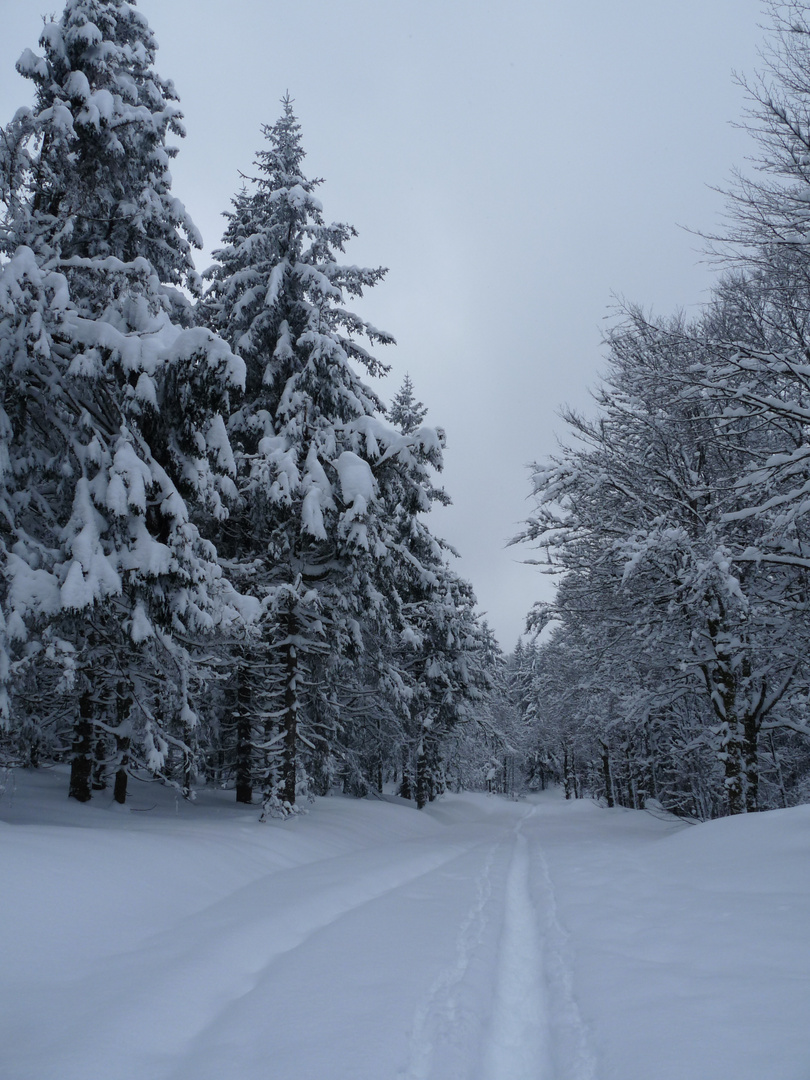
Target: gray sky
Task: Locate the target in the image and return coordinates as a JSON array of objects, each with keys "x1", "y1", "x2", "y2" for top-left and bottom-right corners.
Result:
[{"x1": 1, "y1": 0, "x2": 767, "y2": 647}]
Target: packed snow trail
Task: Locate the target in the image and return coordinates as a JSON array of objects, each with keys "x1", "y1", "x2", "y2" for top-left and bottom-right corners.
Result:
[
  {"x1": 2, "y1": 771, "x2": 810, "y2": 1080},
  {"x1": 479, "y1": 818, "x2": 553, "y2": 1080},
  {"x1": 400, "y1": 833, "x2": 505, "y2": 1080}
]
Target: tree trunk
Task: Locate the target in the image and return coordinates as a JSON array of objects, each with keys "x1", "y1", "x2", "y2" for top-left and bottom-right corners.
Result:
[
  {"x1": 600, "y1": 740, "x2": 615, "y2": 808},
  {"x1": 375, "y1": 719, "x2": 384, "y2": 794},
  {"x1": 182, "y1": 721, "x2": 194, "y2": 801},
  {"x1": 113, "y1": 682, "x2": 132, "y2": 805},
  {"x1": 92, "y1": 734, "x2": 107, "y2": 790},
  {"x1": 69, "y1": 689, "x2": 94, "y2": 803},
  {"x1": 398, "y1": 744, "x2": 413, "y2": 800},
  {"x1": 768, "y1": 733, "x2": 789, "y2": 809},
  {"x1": 647, "y1": 729, "x2": 659, "y2": 801},
  {"x1": 719, "y1": 687, "x2": 745, "y2": 816},
  {"x1": 743, "y1": 710, "x2": 759, "y2": 813},
  {"x1": 281, "y1": 610, "x2": 298, "y2": 807},
  {"x1": 721, "y1": 725, "x2": 745, "y2": 814},
  {"x1": 235, "y1": 665, "x2": 253, "y2": 804},
  {"x1": 625, "y1": 747, "x2": 638, "y2": 809},
  {"x1": 708, "y1": 624, "x2": 745, "y2": 816},
  {"x1": 113, "y1": 737, "x2": 130, "y2": 805},
  {"x1": 563, "y1": 745, "x2": 573, "y2": 799},
  {"x1": 415, "y1": 740, "x2": 429, "y2": 809}
]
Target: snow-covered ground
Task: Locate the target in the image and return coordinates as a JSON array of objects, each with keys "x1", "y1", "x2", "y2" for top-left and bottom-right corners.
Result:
[{"x1": 1, "y1": 769, "x2": 808, "y2": 1080}]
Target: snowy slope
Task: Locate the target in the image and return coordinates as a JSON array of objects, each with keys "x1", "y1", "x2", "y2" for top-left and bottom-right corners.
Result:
[{"x1": 1, "y1": 769, "x2": 808, "y2": 1080}]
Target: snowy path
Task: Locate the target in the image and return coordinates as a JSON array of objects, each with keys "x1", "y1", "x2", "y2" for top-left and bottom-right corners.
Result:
[
  {"x1": 475, "y1": 809, "x2": 596, "y2": 1080},
  {"x1": 2, "y1": 773, "x2": 810, "y2": 1080},
  {"x1": 478, "y1": 818, "x2": 553, "y2": 1080}
]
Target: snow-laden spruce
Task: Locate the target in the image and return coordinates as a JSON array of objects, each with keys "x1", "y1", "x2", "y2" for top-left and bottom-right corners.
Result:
[
  {"x1": 6, "y1": 0, "x2": 201, "y2": 287},
  {"x1": 380, "y1": 376, "x2": 494, "y2": 805},
  {"x1": 202, "y1": 100, "x2": 488, "y2": 813},
  {"x1": 0, "y1": 0, "x2": 248, "y2": 803}
]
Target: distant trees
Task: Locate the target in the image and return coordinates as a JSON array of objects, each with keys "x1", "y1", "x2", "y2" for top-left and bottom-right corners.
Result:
[{"x1": 0, "y1": 5, "x2": 497, "y2": 811}]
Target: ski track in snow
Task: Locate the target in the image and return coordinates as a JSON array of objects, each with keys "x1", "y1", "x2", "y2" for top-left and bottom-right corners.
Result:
[
  {"x1": 528, "y1": 824, "x2": 598, "y2": 1080},
  {"x1": 401, "y1": 806, "x2": 598, "y2": 1080},
  {"x1": 479, "y1": 808, "x2": 597, "y2": 1080},
  {"x1": 480, "y1": 815, "x2": 553, "y2": 1080},
  {"x1": 399, "y1": 835, "x2": 504, "y2": 1080}
]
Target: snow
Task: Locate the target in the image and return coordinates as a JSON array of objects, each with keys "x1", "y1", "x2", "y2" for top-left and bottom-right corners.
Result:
[
  {"x1": 129, "y1": 601, "x2": 154, "y2": 643},
  {"x1": 110, "y1": 439, "x2": 151, "y2": 514},
  {"x1": 64, "y1": 70, "x2": 91, "y2": 101},
  {"x1": 59, "y1": 558, "x2": 98, "y2": 611},
  {"x1": 5, "y1": 553, "x2": 62, "y2": 634},
  {"x1": 205, "y1": 413, "x2": 236, "y2": 476},
  {"x1": 60, "y1": 478, "x2": 122, "y2": 607},
  {"x1": 301, "y1": 484, "x2": 328, "y2": 539},
  {"x1": 87, "y1": 88, "x2": 115, "y2": 125},
  {"x1": 334, "y1": 449, "x2": 376, "y2": 517},
  {"x1": 0, "y1": 773, "x2": 808, "y2": 1080},
  {"x1": 134, "y1": 371, "x2": 158, "y2": 408},
  {"x1": 300, "y1": 445, "x2": 335, "y2": 539},
  {"x1": 15, "y1": 48, "x2": 49, "y2": 81},
  {"x1": 168, "y1": 327, "x2": 246, "y2": 391}
]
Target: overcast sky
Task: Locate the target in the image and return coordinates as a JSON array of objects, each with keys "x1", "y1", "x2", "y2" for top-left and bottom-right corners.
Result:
[{"x1": 1, "y1": 0, "x2": 768, "y2": 647}]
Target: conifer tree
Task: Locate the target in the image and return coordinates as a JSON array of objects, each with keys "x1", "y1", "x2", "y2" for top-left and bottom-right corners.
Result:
[
  {"x1": 9, "y1": 0, "x2": 200, "y2": 289},
  {"x1": 0, "y1": 0, "x2": 246, "y2": 801},
  {"x1": 389, "y1": 374, "x2": 427, "y2": 435},
  {"x1": 203, "y1": 98, "x2": 408, "y2": 813},
  {"x1": 382, "y1": 376, "x2": 488, "y2": 805}
]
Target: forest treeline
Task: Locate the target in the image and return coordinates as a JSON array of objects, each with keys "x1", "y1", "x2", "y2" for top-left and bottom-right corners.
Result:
[
  {"x1": 3, "y1": 0, "x2": 810, "y2": 821},
  {"x1": 0, "y1": 0, "x2": 520, "y2": 813},
  {"x1": 511, "y1": 1, "x2": 810, "y2": 817}
]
